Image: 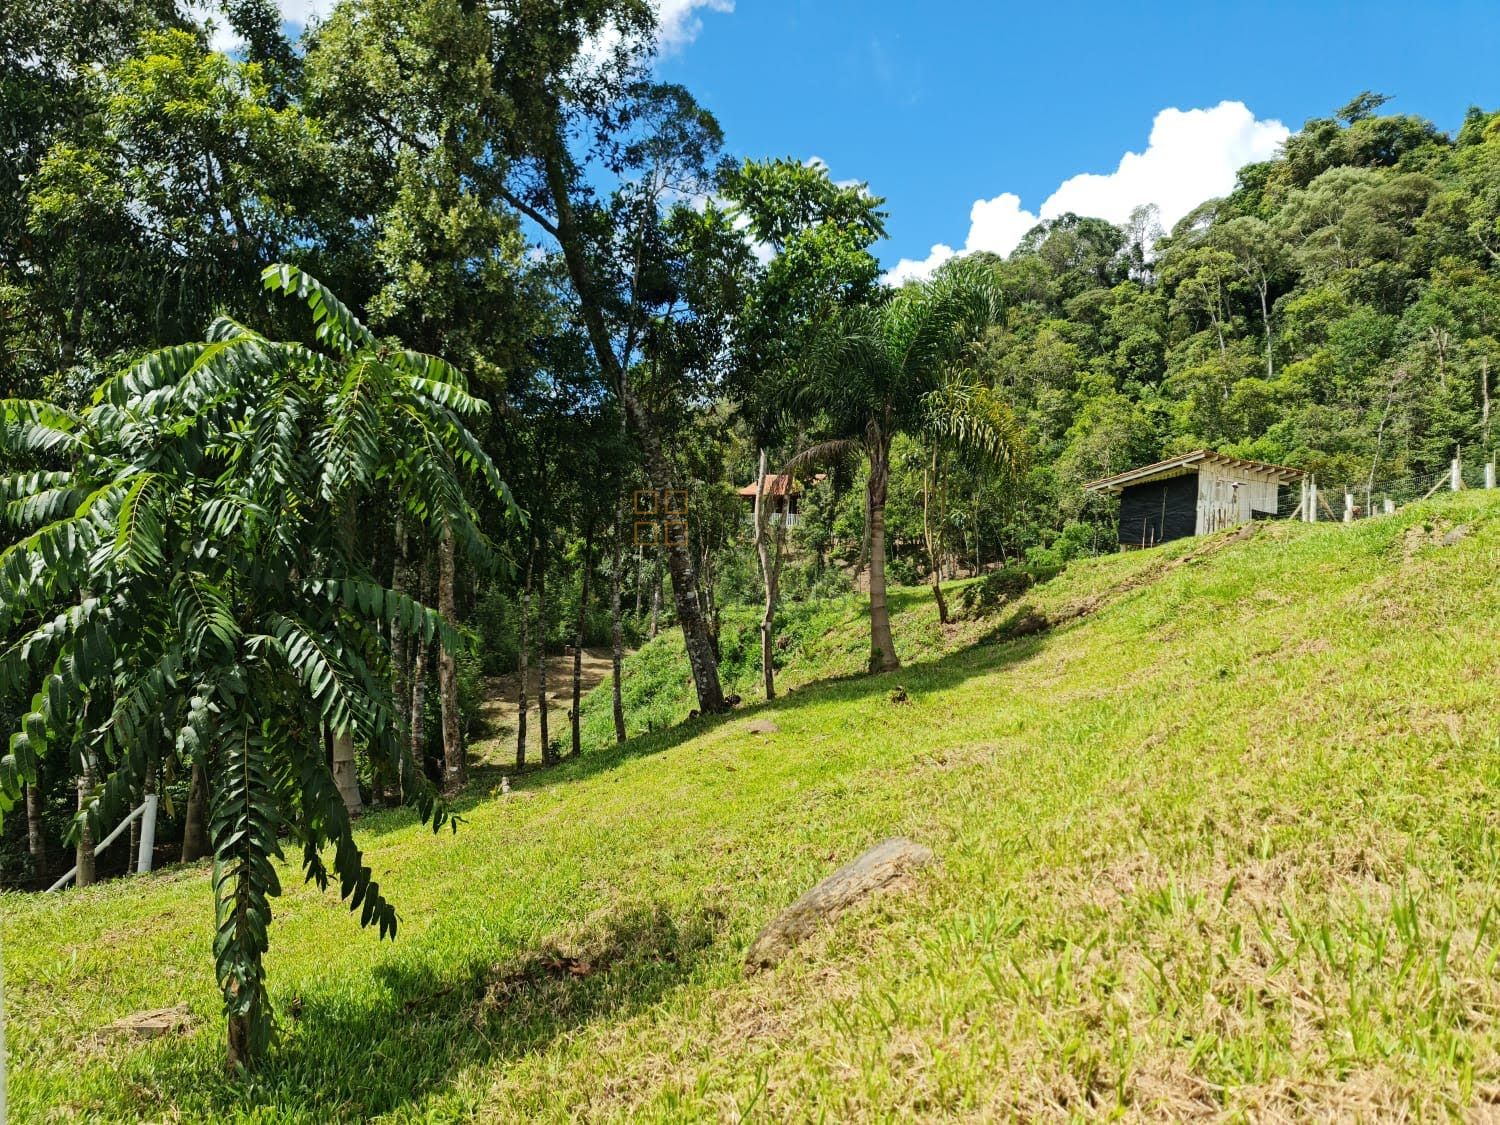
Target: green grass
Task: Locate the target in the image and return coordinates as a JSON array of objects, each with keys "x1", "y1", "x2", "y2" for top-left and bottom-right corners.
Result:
[{"x1": 6, "y1": 494, "x2": 1500, "y2": 1120}]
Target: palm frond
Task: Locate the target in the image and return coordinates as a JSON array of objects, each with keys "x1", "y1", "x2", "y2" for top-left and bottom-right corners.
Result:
[
  {"x1": 262, "y1": 263, "x2": 376, "y2": 354},
  {"x1": 782, "y1": 437, "x2": 863, "y2": 476}
]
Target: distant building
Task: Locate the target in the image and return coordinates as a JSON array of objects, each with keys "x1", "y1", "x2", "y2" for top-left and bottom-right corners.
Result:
[
  {"x1": 736, "y1": 473, "x2": 825, "y2": 529},
  {"x1": 1084, "y1": 450, "x2": 1305, "y2": 548}
]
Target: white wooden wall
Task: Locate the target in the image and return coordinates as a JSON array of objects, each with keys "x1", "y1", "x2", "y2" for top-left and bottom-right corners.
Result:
[{"x1": 1195, "y1": 463, "x2": 1283, "y2": 535}]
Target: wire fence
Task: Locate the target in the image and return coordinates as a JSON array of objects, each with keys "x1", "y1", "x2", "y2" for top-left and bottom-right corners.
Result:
[{"x1": 1284, "y1": 455, "x2": 1498, "y2": 525}]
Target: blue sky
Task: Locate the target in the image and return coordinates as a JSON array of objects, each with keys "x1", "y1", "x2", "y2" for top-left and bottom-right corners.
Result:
[
  {"x1": 650, "y1": 1, "x2": 1500, "y2": 279},
  {"x1": 255, "y1": 0, "x2": 1500, "y2": 278}
]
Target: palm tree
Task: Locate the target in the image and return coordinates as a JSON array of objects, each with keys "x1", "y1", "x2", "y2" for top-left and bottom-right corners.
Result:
[
  {"x1": 920, "y1": 373, "x2": 1027, "y2": 623},
  {"x1": 0, "y1": 266, "x2": 511, "y2": 1069},
  {"x1": 793, "y1": 269, "x2": 1023, "y2": 671}
]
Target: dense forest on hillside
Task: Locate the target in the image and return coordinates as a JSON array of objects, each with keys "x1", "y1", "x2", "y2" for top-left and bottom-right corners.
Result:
[{"x1": 3, "y1": 0, "x2": 1498, "y2": 1070}]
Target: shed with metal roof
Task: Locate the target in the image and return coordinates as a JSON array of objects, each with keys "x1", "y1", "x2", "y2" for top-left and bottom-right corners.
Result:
[{"x1": 1084, "y1": 450, "x2": 1305, "y2": 548}]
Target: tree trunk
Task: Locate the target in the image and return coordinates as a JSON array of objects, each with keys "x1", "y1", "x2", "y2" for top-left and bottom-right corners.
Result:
[
  {"x1": 26, "y1": 781, "x2": 47, "y2": 885},
  {"x1": 537, "y1": 535, "x2": 552, "y2": 765},
  {"x1": 1260, "y1": 282, "x2": 1274, "y2": 379},
  {"x1": 854, "y1": 480, "x2": 873, "y2": 582},
  {"x1": 867, "y1": 436, "x2": 899, "y2": 673},
  {"x1": 610, "y1": 515, "x2": 627, "y2": 744},
  {"x1": 1481, "y1": 356, "x2": 1491, "y2": 448},
  {"x1": 227, "y1": 1008, "x2": 254, "y2": 1072},
  {"x1": 973, "y1": 488, "x2": 982, "y2": 575},
  {"x1": 536, "y1": 129, "x2": 725, "y2": 714},
  {"x1": 516, "y1": 546, "x2": 533, "y2": 771},
  {"x1": 409, "y1": 599, "x2": 430, "y2": 782},
  {"x1": 438, "y1": 521, "x2": 464, "y2": 792},
  {"x1": 330, "y1": 499, "x2": 364, "y2": 814},
  {"x1": 699, "y1": 539, "x2": 721, "y2": 661},
  {"x1": 649, "y1": 550, "x2": 662, "y2": 638},
  {"x1": 182, "y1": 761, "x2": 210, "y2": 862},
  {"x1": 571, "y1": 518, "x2": 595, "y2": 759},
  {"x1": 331, "y1": 726, "x2": 362, "y2": 816},
  {"x1": 74, "y1": 758, "x2": 97, "y2": 886},
  {"x1": 633, "y1": 546, "x2": 645, "y2": 616},
  {"x1": 389, "y1": 518, "x2": 412, "y2": 804},
  {"x1": 752, "y1": 449, "x2": 780, "y2": 701},
  {"x1": 922, "y1": 446, "x2": 950, "y2": 625}
]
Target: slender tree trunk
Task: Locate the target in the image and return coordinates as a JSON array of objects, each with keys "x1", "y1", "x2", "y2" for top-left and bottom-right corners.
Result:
[
  {"x1": 26, "y1": 781, "x2": 47, "y2": 885},
  {"x1": 867, "y1": 436, "x2": 899, "y2": 673},
  {"x1": 854, "y1": 481, "x2": 873, "y2": 583},
  {"x1": 409, "y1": 548, "x2": 433, "y2": 780},
  {"x1": 973, "y1": 488, "x2": 982, "y2": 575},
  {"x1": 438, "y1": 521, "x2": 464, "y2": 792},
  {"x1": 1260, "y1": 282, "x2": 1274, "y2": 378},
  {"x1": 516, "y1": 546, "x2": 533, "y2": 771},
  {"x1": 537, "y1": 537, "x2": 552, "y2": 765},
  {"x1": 752, "y1": 450, "x2": 780, "y2": 700},
  {"x1": 633, "y1": 546, "x2": 645, "y2": 617},
  {"x1": 1482, "y1": 356, "x2": 1491, "y2": 448},
  {"x1": 649, "y1": 550, "x2": 662, "y2": 638},
  {"x1": 331, "y1": 501, "x2": 364, "y2": 815},
  {"x1": 224, "y1": 873, "x2": 264, "y2": 1071},
  {"x1": 331, "y1": 726, "x2": 362, "y2": 816},
  {"x1": 536, "y1": 130, "x2": 725, "y2": 714},
  {"x1": 610, "y1": 514, "x2": 627, "y2": 744},
  {"x1": 922, "y1": 446, "x2": 950, "y2": 625},
  {"x1": 389, "y1": 518, "x2": 411, "y2": 804},
  {"x1": 73, "y1": 756, "x2": 97, "y2": 886},
  {"x1": 182, "y1": 761, "x2": 210, "y2": 862},
  {"x1": 699, "y1": 540, "x2": 721, "y2": 661},
  {"x1": 571, "y1": 519, "x2": 595, "y2": 759}
]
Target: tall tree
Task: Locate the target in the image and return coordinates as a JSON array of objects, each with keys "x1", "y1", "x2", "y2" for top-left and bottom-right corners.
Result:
[
  {"x1": 487, "y1": 2, "x2": 731, "y2": 713},
  {"x1": 796, "y1": 269, "x2": 1021, "y2": 671},
  {"x1": 0, "y1": 267, "x2": 510, "y2": 1067},
  {"x1": 719, "y1": 156, "x2": 886, "y2": 696}
]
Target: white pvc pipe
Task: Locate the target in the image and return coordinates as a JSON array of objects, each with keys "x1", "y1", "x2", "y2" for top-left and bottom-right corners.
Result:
[
  {"x1": 1452, "y1": 457, "x2": 1462, "y2": 491},
  {"x1": 1487, "y1": 462, "x2": 1496, "y2": 490},
  {"x1": 46, "y1": 802, "x2": 147, "y2": 892},
  {"x1": 135, "y1": 794, "x2": 159, "y2": 875}
]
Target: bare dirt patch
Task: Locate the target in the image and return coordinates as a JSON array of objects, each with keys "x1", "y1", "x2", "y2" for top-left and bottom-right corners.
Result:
[{"x1": 470, "y1": 646, "x2": 614, "y2": 765}]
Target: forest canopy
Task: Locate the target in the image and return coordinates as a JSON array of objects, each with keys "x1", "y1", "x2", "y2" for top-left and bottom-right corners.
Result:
[{"x1": 3, "y1": 0, "x2": 1499, "y2": 1071}]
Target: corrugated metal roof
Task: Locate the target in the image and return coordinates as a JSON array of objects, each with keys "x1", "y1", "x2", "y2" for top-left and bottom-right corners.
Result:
[{"x1": 1083, "y1": 450, "x2": 1305, "y2": 494}]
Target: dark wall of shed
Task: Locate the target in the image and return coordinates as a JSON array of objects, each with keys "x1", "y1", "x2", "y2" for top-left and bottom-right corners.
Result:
[{"x1": 1118, "y1": 473, "x2": 1198, "y2": 546}]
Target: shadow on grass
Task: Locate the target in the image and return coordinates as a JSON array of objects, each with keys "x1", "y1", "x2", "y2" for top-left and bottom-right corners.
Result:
[
  {"x1": 150, "y1": 596, "x2": 1062, "y2": 1114},
  {"x1": 356, "y1": 583, "x2": 1077, "y2": 836},
  {"x1": 485, "y1": 623, "x2": 1053, "y2": 802},
  {"x1": 166, "y1": 900, "x2": 723, "y2": 1118}
]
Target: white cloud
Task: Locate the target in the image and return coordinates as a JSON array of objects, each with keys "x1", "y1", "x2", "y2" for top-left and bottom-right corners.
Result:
[
  {"x1": 884, "y1": 101, "x2": 1290, "y2": 285},
  {"x1": 655, "y1": 0, "x2": 733, "y2": 52}
]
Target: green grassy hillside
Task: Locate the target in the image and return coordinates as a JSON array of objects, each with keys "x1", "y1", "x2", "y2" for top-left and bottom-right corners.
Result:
[{"x1": 5, "y1": 494, "x2": 1500, "y2": 1120}]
